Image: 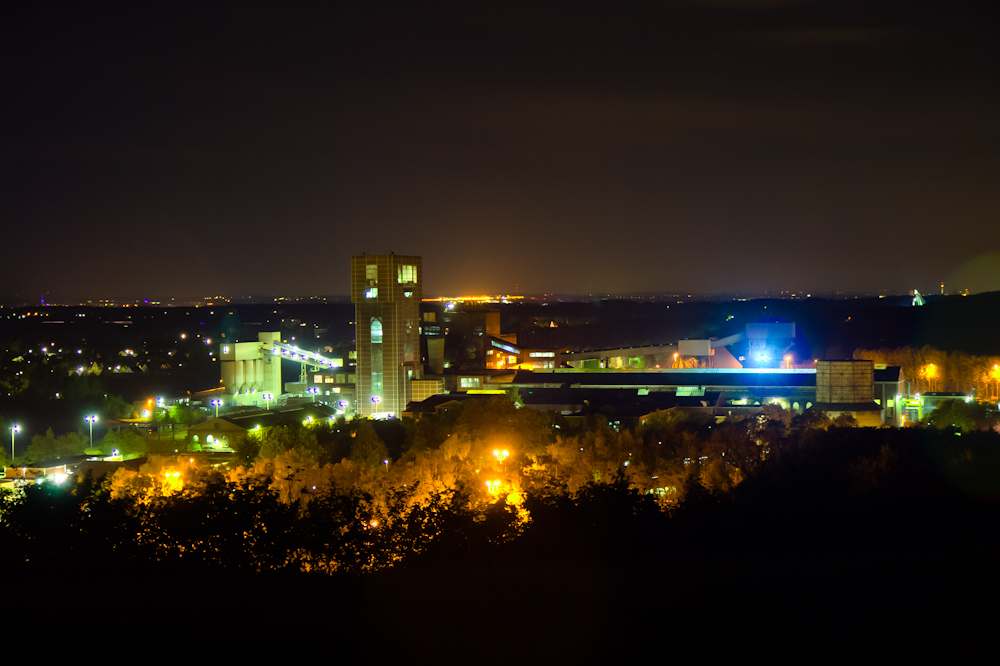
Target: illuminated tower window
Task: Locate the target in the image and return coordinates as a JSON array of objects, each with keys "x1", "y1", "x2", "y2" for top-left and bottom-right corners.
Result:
[{"x1": 371, "y1": 318, "x2": 383, "y2": 398}]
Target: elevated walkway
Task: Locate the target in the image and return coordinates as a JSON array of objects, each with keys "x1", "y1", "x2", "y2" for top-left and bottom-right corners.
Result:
[{"x1": 269, "y1": 341, "x2": 344, "y2": 371}]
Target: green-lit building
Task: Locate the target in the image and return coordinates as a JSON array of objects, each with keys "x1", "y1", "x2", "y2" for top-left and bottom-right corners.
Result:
[{"x1": 351, "y1": 254, "x2": 422, "y2": 417}]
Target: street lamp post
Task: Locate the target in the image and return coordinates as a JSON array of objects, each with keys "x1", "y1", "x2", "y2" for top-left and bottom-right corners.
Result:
[
  {"x1": 85, "y1": 415, "x2": 98, "y2": 451},
  {"x1": 211, "y1": 399, "x2": 222, "y2": 417},
  {"x1": 10, "y1": 425, "x2": 19, "y2": 465},
  {"x1": 307, "y1": 387, "x2": 319, "y2": 402},
  {"x1": 262, "y1": 392, "x2": 274, "y2": 410},
  {"x1": 371, "y1": 395, "x2": 381, "y2": 417}
]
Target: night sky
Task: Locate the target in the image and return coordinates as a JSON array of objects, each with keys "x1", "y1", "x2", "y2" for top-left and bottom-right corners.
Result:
[{"x1": 3, "y1": 1, "x2": 998, "y2": 302}]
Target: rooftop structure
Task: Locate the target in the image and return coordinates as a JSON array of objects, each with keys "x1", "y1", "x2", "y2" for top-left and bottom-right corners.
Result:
[{"x1": 219, "y1": 332, "x2": 283, "y2": 407}]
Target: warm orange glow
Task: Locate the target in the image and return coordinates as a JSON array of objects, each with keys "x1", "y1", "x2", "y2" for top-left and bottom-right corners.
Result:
[
  {"x1": 161, "y1": 470, "x2": 182, "y2": 493},
  {"x1": 920, "y1": 363, "x2": 939, "y2": 391},
  {"x1": 422, "y1": 295, "x2": 524, "y2": 303}
]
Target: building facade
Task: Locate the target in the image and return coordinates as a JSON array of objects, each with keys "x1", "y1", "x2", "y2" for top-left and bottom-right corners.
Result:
[
  {"x1": 219, "y1": 331, "x2": 283, "y2": 407},
  {"x1": 351, "y1": 254, "x2": 422, "y2": 416}
]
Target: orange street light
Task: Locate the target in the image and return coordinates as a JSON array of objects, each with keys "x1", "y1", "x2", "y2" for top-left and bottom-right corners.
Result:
[{"x1": 921, "y1": 363, "x2": 939, "y2": 391}]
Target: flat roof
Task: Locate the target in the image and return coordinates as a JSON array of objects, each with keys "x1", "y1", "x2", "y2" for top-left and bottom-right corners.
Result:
[
  {"x1": 507, "y1": 369, "x2": 817, "y2": 389},
  {"x1": 506, "y1": 367, "x2": 903, "y2": 389}
]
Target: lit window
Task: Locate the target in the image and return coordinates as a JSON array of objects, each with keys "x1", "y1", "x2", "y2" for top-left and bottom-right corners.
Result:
[
  {"x1": 460, "y1": 377, "x2": 481, "y2": 388},
  {"x1": 529, "y1": 351, "x2": 555, "y2": 358},
  {"x1": 366, "y1": 264, "x2": 378, "y2": 281},
  {"x1": 397, "y1": 265, "x2": 417, "y2": 284},
  {"x1": 490, "y1": 340, "x2": 519, "y2": 354},
  {"x1": 365, "y1": 288, "x2": 378, "y2": 299},
  {"x1": 371, "y1": 319, "x2": 383, "y2": 344}
]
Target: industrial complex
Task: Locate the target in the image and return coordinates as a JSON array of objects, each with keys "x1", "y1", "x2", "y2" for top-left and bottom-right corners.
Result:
[{"x1": 209, "y1": 253, "x2": 941, "y2": 429}]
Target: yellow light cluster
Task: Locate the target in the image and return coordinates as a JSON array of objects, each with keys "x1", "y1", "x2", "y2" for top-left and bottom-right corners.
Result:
[
  {"x1": 161, "y1": 470, "x2": 183, "y2": 494},
  {"x1": 422, "y1": 295, "x2": 524, "y2": 303}
]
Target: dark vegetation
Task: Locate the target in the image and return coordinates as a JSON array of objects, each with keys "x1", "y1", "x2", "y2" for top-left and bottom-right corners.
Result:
[{"x1": 3, "y1": 407, "x2": 998, "y2": 659}]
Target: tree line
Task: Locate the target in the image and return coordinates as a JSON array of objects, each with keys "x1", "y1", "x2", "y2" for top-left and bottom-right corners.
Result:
[
  {"x1": 3, "y1": 396, "x2": 998, "y2": 578},
  {"x1": 854, "y1": 344, "x2": 1000, "y2": 399}
]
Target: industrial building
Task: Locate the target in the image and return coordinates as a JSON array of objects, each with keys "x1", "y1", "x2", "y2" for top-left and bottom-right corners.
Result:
[
  {"x1": 213, "y1": 257, "x2": 914, "y2": 428},
  {"x1": 424, "y1": 361, "x2": 905, "y2": 426},
  {"x1": 188, "y1": 403, "x2": 339, "y2": 450},
  {"x1": 420, "y1": 304, "x2": 560, "y2": 372},
  {"x1": 218, "y1": 331, "x2": 283, "y2": 407},
  {"x1": 351, "y1": 254, "x2": 422, "y2": 417},
  {"x1": 219, "y1": 331, "x2": 347, "y2": 408}
]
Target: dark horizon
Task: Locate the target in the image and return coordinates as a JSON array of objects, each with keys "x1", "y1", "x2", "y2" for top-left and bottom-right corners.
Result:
[
  {"x1": 4, "y1": 288, "x2": 990, "y2": 308},
  {"x1": 3, "y1": 1, "x2": 999, "y2": 302}
]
